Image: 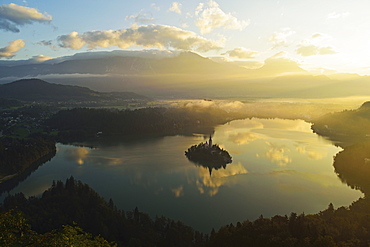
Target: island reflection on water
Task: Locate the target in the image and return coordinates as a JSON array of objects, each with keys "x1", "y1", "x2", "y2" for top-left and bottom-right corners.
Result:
[{"x1": 0, "y1": 118, "x2": 363, "y2": 232}]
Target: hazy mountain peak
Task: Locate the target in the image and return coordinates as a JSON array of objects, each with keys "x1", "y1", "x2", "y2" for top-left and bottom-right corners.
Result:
[{"x1": 258, "y1": 56, "x2": 307, "y2": 76}]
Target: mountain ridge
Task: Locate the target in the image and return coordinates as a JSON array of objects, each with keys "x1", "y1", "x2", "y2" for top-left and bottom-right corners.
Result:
[{"x1": 0, "y1": 78, "x2": 149, "y2": 102}]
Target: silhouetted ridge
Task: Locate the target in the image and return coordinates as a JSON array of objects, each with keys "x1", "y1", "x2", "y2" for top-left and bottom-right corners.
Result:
[
  {"x1": 312, "y1": 100, "x2": 370, "y2": 146},
  {"x1": 1, "y1": 177, "x2": 206, "y2": 246},
  {"x1": 360, "y1": 101, "x2": 370, "y2": 109},
  {"x1": 0, "y1": 78, "x2": 149, "y2": 102}
]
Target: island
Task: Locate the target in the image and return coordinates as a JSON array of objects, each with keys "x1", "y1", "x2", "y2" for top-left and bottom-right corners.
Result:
[{"x1": 185, "y1": 135, "x2": 232, "y2": 174}]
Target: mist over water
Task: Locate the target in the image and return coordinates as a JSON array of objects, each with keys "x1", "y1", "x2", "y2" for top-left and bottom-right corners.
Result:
[
  {"x1": 151, "y1": 97, "x2": 366, "y2": 121},
  {"x1": 1, "y1": 117, "x2": 362, "y2": 232}
]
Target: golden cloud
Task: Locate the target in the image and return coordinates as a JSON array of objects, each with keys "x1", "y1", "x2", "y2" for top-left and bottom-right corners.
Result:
[
  {"x1": 57, "y1": 24, "x2": 223, "y2": 52},
  {"x1": 296, "y1": 44, "x2": 337, "y2": 56},
  {"x1": 195, "y1": 0, "x2": 249, "y2": 34},
  {"x1": 30, "y1": 54, "x2": 54, "y2": 62},
  {"x1": 0, "y1": 39, "x2": 25, "y2": 58},
  {"x1": 269, "y1": 28, "x2": 295, "y2": 48},
  {"x1": 169, "y1": 2, "x2": 182, "y2": 15},
  {"x1": 222, "y1": 47, "x2": 258, "y2": 59}
]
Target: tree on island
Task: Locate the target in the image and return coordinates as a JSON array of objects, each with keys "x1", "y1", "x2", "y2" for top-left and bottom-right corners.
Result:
[{"x1": 185, "y1": 135, "x2": 232, "y2": 175}]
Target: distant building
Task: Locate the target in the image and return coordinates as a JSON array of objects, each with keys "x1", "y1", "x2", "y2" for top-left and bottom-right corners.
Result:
[{"x1": 208, "y1": 135, "x2": 212, "y2": 148}]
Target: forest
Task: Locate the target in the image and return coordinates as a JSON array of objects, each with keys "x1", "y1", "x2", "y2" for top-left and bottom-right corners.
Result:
[
  {"x1": 2, "y1": 177, "x2": 370, "y2": 247},
  {"x1": 46, "y1": 106, "x2": 233, "y2": 142},
  {"x1": 0, "y1": 104, "x2": 234, "y2": 181},
  {"x1": 311, "y1": 101, "x2": 370, "y2": 145},
  {"x1": 0, "y1": 134, "x2": 56, "y2": 177},
  {"x1": 2, "y1": 101, "x2": 370, "y2": 246}
]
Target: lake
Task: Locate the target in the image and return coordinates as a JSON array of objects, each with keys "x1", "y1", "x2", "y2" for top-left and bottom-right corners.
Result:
[{"x1": 0, "y1": 118, "x2": 362, "y2": 232}]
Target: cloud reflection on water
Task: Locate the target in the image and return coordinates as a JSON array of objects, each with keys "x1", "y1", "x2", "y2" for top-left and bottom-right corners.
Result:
[
  {"x1": 295, "y1": 145, "x2": 326, "y2": 160},
  {"x1": 63, "y1": 147, "x2": 125, "y2": 166},
  {"x1": 171, "y1": 186, "x2": 184, "y2": 197},
  {"x1": 265, "y1": 142, "x2": 292, "y2": 167},
  {"x1": 195, "y1": 162, "x2": 248, "y2": 196},
  {"x1": 228, "y1": 131, "x2": 264, "y2": 145},
  {"x1": 63, "y1": 147, "x2": 90, "y2": 165}
]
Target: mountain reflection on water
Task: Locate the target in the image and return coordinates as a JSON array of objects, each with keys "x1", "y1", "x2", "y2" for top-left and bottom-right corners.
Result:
[{"x1": 0, "y1": 118, "x2": 363, "y2": 232}]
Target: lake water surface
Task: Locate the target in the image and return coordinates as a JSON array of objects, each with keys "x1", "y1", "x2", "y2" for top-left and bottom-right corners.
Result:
[{"x1": 1, "y1": 118, "x2": 362, "y2": 232}]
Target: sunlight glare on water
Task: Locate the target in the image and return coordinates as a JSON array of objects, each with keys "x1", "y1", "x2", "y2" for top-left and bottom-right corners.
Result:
[{"x1": 1, "y1": 118, "x2": 362, "y2": 232}]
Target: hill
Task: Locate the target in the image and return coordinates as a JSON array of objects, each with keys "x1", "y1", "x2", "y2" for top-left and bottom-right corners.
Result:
[
  {"x1": 311, "y1": 101, "x2": 370, "y2": 146},
  {"x1": 0, "y1": 79, "x2": 149, "y2": 103}
]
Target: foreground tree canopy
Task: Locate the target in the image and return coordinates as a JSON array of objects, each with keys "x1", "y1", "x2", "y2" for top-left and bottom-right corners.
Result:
[{"x1": 2, "y1": 177, "x2": 370, "y2": 247}]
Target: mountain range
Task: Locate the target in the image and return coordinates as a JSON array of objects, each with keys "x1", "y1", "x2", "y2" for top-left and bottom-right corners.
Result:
[{"x1": 0, "y1": 51, "x2": 370, "y2": 98}]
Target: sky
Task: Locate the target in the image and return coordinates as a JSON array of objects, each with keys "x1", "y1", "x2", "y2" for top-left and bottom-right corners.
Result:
[{"x1": 1, "y1": 0, "x2": 370, "y2": 75}]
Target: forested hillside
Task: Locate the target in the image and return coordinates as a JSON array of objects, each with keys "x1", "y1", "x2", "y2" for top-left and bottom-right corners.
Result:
[
  {"x1": 46, "y1": 106, "x2": 232, "y2": 142},
  {"x1": 311, "y1": 101, "x2": 370, "y2": 145},
  {"x1": 2, "y1": 177, "x2": 370, "y2": 246},
  {"x1": 1, "y1": 177, "x2": 206, "y2": 247}
]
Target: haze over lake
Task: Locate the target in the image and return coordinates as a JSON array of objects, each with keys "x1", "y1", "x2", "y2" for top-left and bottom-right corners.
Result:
[{"x1": 1, "y1": 118, "x2": 362, "y2": 232}]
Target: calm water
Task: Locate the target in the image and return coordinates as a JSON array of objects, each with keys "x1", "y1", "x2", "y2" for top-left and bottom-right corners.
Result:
[{"x1": 1, "y1": 118, "x2": 362, "y2": 232}]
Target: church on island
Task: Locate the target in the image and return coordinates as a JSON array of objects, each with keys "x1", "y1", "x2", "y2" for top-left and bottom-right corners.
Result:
[
  {"x1": 185, "y1": 135, "x2": 232, "y2": 175},
  {"x1": 197, "y1": 135, "x2": 213, "y2": 150}
]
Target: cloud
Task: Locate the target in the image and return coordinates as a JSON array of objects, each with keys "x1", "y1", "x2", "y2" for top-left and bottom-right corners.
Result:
[
  {"x1": 57, "y1": 24, "x2": 223, "y2": 52},
  {"x1": 222, "y1": 47, "x2": 258, "y2": 59},
  {"x1": 0, "y1": 39, "x2": 25, "y2": 58},
  {"x1": 269, "y1": 28, "x2": 295, "y2": 48},
  {"x1": 296, "y1": 44, "x2": 337, "y2": 56},
  {"x1": 296, "y1": 32, "x2": 337, "y2": 56},
  {"x1": 0, "y1": 3, "x2": 52, "y2": 32},
  {"x1": 30, "y1": 54, "x2": 54, "y2": 62},
  {"x1": 125, "y1": 11, "x2": 155, "y2": 24},
  {"x1": 169, "y1": 2, "x2": 182, "y2": 14},
  {"x1": 265, "y1": 142, "x2": 291, "y2": 167},
  {"x1": 195, "y1": 0, "x2": 249, "y2": 34},
  {"x1": 151, "y1": 3, "x2": 160, "y2": 11},
  {"x1": 312, "y1": 33, "x2": 323, "y2": 39},
  {"x1": 327, "y1": 12, "x2": 349, "y2": 19},
  {"x1": 37, "y1": 40, "x2": 58, "y2": 50}
]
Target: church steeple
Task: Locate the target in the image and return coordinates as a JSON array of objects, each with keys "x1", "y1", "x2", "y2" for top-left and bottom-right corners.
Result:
[{"x1": 208, "y1": 135, "x2": 212, "y2": 148}]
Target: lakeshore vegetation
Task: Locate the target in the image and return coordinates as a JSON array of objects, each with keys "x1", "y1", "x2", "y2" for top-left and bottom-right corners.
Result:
[{"x1": 2, "y1": 80, "x2": 370, "y2": 246}]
